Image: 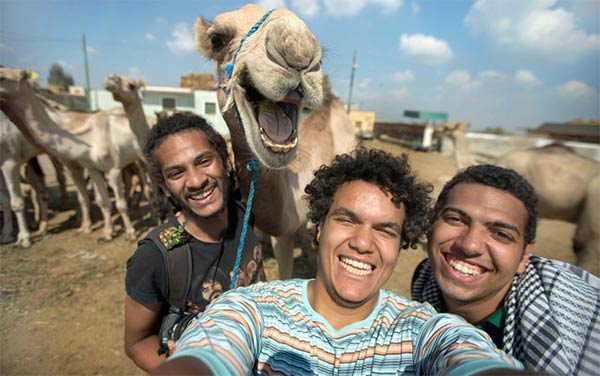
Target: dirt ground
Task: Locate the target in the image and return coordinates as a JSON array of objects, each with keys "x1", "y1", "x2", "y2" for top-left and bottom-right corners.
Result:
[{"x1": 0, "y1": 140, "x2": 577, "y2": 375}]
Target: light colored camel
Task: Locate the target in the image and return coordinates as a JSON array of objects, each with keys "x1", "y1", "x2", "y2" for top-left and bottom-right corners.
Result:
[
  {"x1": 437, "y1": 121, "x2": 600, "y2": 275},
  {"x1": 0, "y1": 113, "x2": 69, "y2": 247},
  {"x1": 0, "y1": 67, "x2": 142, "y2": 241},
  {"x1": 104, "y1": 74, "x2": 156, "y2": 206},
  {"x1": 195, "y1": 4, "x2": 357, "y2": 279}
]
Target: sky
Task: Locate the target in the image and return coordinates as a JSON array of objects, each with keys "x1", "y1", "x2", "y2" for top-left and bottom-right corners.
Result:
[{"x1": 1, "y1": 0, "x2": 598, "y2": 132}]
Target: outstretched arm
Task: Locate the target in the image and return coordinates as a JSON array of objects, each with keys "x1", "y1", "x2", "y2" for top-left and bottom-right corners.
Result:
[
  {"x1": 152, "y1": 356, "x2": 213, "y2": 375},
  {"x1": 124, "y1": 295, "x2": 166, "y2": 372}
]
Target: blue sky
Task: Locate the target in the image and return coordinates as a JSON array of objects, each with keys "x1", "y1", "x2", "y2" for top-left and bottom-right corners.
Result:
[{"x1": 1, "y1": 0, "x2": 598, "y2": 132}]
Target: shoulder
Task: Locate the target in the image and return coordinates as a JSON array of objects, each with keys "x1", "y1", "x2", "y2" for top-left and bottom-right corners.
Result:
[
  {"x1": 379, "y1": 289, "x2": 438, "y2": 325},
  {"x1": 526, "y1": 255, "x2": 600, "y2": 294},
  {"x1": 127, "y1": 238, "x2": 165, "y2": 268}
]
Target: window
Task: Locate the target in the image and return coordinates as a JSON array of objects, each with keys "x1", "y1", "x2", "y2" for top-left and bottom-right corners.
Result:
[
  {"x1": 205, "y1": 102, "x2": 216, "y2": 115},
  {"x1": 162, "y1": 97, "x2": 176, "y2": 110}
]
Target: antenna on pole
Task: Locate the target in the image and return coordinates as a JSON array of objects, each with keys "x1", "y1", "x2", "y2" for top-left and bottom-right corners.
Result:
[
  {"x1": 82, "y1": 33, "x2": 92, "y2": 111},
  {"x1": 346, "y1": 50, "x2": 357, "y2": 114}
]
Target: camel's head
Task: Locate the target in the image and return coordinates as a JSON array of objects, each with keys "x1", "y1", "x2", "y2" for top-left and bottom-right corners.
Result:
[
  {"x1": 104, "y1": 74, "x2": 145, "y2": 105},
  {"x1": 0, "y1": 67, "x2": 36, "y2": 99},
  {"x1": 194, "y1": 4, "x2": 323, "y2": 169}
]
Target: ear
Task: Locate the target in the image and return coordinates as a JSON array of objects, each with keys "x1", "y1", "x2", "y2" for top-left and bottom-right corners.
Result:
[
  {"x1": 316, "y1": 222, "x2": 323, "y2": 244},
  {"x1": 194, "y1": 17, "x2": 213, "y2": 58},
  {"x1": 516, "y1": 242, "x2": 533, "y2": 274}
]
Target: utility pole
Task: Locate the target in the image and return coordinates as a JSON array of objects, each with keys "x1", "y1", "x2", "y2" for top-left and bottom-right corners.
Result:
[
  {"x1": 82, "y1": 33, "x2": 92, "y2": 111},
  {"x1": 346, "y1": 50, "x2": 357, "y2": 114}
]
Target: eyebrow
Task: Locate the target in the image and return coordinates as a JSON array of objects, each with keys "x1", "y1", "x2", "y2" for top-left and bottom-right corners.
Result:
[
  {"x1": 441, "y1": 207, "x2": 522, "y2": 236},
  {"x1": 330, "y1": 207, "x2": 403, "y2": 234},
  {"x1": 163, "y1": 151, "x2": 214, "y2": 172}
]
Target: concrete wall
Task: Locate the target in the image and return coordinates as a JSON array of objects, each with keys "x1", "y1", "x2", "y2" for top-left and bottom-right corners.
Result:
[
  {"x1": 441, "y1": 132, "x2": 600, "y2": 161},
  {"x1": 89, "y1": 88, "x2": 228, "y2": 136}
]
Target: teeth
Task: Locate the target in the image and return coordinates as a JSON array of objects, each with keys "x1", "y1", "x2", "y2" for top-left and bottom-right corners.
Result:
[
  {"x1": 340, "y1": 256, "x2": 373, "y2": 276},
  {"x1": 448, "y1": 258, "x2": 483, "y2": 276},
  {"x1": 189, "y1": 185, "x2": 215, "y2": 201},
  {"x1": 259, "y1": 129, "x2": 297, "y2": 153}
]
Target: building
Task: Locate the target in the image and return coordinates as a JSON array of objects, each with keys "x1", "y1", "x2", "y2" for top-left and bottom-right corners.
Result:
[
  {"x1": 90, "y1": 85, "x2": 228, "y2": 136},
  {"x1": 348, "y1": 109, "x2": 375, "y2": 139},
  {"x1": 527, "y1": 120, "x2": 600, "y2": 144}
]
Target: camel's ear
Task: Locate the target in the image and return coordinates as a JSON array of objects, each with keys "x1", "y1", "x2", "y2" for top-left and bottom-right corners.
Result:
[
  {"x1": 194, "y1": 17, "x2": 212, "y2": 58},
  {"x1": 138, "y1": 80, "x2": 147, "y2": 90}
]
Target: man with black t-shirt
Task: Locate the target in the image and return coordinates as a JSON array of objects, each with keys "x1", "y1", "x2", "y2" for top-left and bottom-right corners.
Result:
[{"x1": 124, "y1": 113, "x2": 265, "y2": 372}]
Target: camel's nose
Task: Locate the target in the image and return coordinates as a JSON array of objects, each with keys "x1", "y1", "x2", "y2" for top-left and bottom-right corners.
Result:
[{"x1": 265, "y1": 18, "x2": 319, "y2": 71}]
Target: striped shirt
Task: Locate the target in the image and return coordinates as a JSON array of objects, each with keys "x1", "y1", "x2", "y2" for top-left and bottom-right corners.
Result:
[{"x1": 170, "y1": 279, "x2": 522, "y2": 375}]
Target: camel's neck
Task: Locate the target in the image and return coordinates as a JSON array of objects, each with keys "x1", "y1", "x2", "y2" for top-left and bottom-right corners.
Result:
[
  {"x1": 121, "y1": 100, "x2": 150, "y2": 143},
  {"x1": 450, "y1": 132, "x2": 474, "y2": 169},
  {"x1": 4, "y1": 85, "x2": 91, "y2": 161}
]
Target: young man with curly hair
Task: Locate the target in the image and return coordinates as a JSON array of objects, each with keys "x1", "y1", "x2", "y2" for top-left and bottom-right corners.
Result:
[
  {"x1": 412, "y1": 164, "x2": 600, "y2": 375},
  {"x1": 124, "y1": 113, "x2": 265, "y2": 371},
  {"x1": 152, "y1": 148, "x2": 526, "y2": 375}
]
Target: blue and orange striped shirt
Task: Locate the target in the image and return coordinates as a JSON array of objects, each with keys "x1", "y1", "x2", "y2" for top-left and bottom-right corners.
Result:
[{"x1": 170, "y1": 279, "x2": 522, "y2": 375}]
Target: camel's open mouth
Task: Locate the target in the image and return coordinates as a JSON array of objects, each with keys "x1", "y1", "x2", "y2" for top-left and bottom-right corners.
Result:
[{"x1": 243, "y1": 79, "x2": 300, "y2": 154}]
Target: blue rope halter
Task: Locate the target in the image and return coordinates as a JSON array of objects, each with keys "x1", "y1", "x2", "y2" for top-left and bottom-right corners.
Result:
[{"x1": 228, "y1": 9, "x2": 275, "y2": 290}]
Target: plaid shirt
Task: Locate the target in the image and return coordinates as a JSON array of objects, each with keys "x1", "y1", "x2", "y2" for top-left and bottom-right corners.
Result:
[{"x1": 412, "y1": 255, "x2": 600, "y2": 375}]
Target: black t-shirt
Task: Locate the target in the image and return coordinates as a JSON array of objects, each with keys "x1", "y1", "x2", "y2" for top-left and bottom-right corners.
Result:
[{"x1": 125, "y1": 200, "x2": 266, "y2": 314}]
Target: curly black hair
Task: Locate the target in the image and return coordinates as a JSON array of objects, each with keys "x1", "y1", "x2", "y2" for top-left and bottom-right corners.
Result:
[
  {"x1": 304, "y1": 147, "x2": 433, "y2": 250},
  {"x1": 433, "y1": 164, "x2": 538, "y2": 244},
  {"x1": 143, "y1": 112, "x2": 233, "y2": 219}
]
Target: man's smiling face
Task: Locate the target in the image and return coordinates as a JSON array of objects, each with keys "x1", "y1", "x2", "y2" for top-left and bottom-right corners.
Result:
[
  {"x1": 314, "y1": 180, "x2": 405, "y2": 311},
  {"x1": 427, "y1": 183, "x2": 532, "y2": 317}
]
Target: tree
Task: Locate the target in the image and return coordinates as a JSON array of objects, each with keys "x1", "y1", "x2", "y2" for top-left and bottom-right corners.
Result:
[{"x1": 48, "y1": 63, "x2": 74, "y2": 91}]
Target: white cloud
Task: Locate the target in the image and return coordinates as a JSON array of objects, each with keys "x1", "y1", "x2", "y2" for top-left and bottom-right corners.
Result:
[
  {"x1": 400, "y1": 33, "x2": 453, "y2": 64},
  {"x1": 464, "y1": 0, "x2": 600, "y2": 61},
  {"x1": 479, "y1": 70, "x2": 506, "y2": 81},
  {"x1": 290, "y1": 0, "x2": 320, "y2": 17},
  {"x1": 86, "y1": 45, "x2": 97, "y2": 54},
  {"x1": 391, "y1": 70, "x2": 415, "y2": 83},
  {"x1": 356, "y1": 78, "x2": 371, "y2": 90},
  {"x1": 445, "y1": 70, "x2": 481, "y2": 91},
  {"x1": 514, "y1": 69, "x2": 542, "y2": 87},
  {"x1": 166, "y1": 23, "x2": 195, "y2": 54},
  {"x1": 556, "y1": 80, "x2": 597, "y2": 99},
  {"x1": 0, "y1": 42, "x2": 14, "y2": 52},
  {"x1": 323, "y1": 0, "x2": 404, "y2": 17},
  {"x1": 145, "y1": 33, "x2": 156, "y2": 41},
  {"x1": 256, "y1": 0, "x2": 286, "y2": 9}
]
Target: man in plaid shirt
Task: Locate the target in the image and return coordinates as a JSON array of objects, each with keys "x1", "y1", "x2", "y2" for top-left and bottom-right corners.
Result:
[{"x1": 412, "y1": 164, "x2": 600, "y2": 375}]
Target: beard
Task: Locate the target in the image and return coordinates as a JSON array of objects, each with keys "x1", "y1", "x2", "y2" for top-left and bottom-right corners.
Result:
[{"x1": 168, "y1": 178, "x2": 230, "y2": 222}]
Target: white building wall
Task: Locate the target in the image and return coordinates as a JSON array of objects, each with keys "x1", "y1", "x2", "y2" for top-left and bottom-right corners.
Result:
[{"x1": 89, "y1": 88, "x2": 229, "y2": 137}]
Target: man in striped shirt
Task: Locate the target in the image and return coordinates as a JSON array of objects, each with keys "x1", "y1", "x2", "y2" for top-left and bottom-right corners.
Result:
[{"x1": 153, "y1": 148, "x2": 525, "y2": 375}]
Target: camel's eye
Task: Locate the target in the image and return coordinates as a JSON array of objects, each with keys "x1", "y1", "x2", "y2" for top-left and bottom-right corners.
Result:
[
  {"x1": 211, "y1": 34, "x2": 226, "y2": 52},
  {"x1": 128, "y1": 83, "x2": 136, "y2": 91}
]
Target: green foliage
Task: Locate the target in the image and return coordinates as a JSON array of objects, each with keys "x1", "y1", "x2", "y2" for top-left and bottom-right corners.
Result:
[{"x1": 47, "y1": 63, "x2": 75, "y2": 90}]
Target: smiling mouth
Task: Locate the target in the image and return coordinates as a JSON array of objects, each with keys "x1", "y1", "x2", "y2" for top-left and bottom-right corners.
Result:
[
  {"x1": 339, "y1": 256, "x2": 374, "y2": 276},
  {"x1": 242, "y1": 77, "x2": 300, "y2": 154},
  {"x1": 187, "y1": 184, "x2": 217, "y2": 202},
  {"x1": 445, "y1": 254, "x2": 486, "y2": 276}
]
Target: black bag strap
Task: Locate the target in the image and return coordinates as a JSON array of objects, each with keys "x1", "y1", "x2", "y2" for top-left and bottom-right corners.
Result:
[{"x1": 145, "y1": 217, "x2": 192, "y2": 312}]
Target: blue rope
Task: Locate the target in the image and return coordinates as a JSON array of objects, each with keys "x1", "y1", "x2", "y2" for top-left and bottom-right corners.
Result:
[{"x1": 229, "y1": 9, "x2": 274, "y2": 290}]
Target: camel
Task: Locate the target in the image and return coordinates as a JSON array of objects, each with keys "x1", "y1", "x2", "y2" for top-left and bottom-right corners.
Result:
[
  {"x1": 104, "y1": 74, "x2": 156, "y2": 207},
  {"x1": 0, "y1": 113, "x2": 69, "y2": 247},
  {"x1": 0, "y1": 67, "x2": 143, "y2": 241},
  {"x1": 194, "y1": 4, "x2": 357, "y2": 279},
  {"x1": 437, "y1": 121, "x2": 600, "y2": 275}
]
